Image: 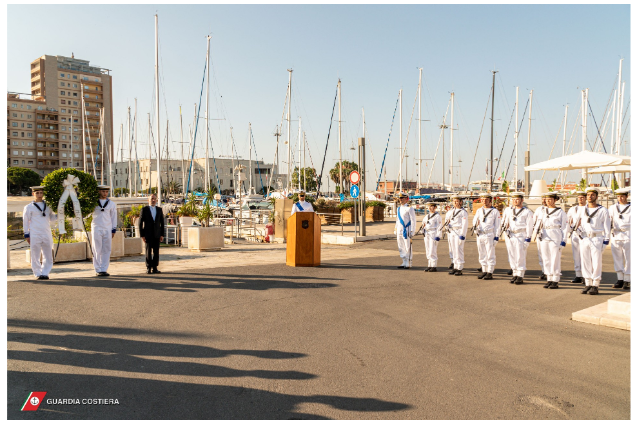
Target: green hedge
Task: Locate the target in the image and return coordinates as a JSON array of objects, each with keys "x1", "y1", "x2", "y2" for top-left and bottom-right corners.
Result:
[{"x1": 42, "y1": 168, "x2": 99, "y2": 218}]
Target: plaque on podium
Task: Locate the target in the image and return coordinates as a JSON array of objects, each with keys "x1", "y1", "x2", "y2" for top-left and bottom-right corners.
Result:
[{"x1": 286, "y1": 212, "x2": 321, "y2": 267}]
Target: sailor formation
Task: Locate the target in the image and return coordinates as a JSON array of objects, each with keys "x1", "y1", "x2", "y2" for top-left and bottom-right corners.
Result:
[
  {"x1": 23, "y1": 184, "x2": 117, "y2": 279},
  {"x1": 394, "y1": 187, "x2": 631, "y2": 295}
]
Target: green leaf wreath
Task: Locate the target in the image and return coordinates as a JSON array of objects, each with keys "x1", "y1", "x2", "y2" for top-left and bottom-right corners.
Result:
[{"x1": 42, "y1": 168, "x2": 99, "y2": 218}]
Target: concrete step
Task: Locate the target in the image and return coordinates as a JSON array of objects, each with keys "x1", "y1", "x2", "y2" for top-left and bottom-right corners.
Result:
[
  {"x1": 608, "y1": 293, "x2": 631, "y2": 316},
  {"x1": 321, "y1": 233, "x2": 396, "y2": 245},
  {"x1": 572, "y1": 294, "x2": 631, "y2": 331}
]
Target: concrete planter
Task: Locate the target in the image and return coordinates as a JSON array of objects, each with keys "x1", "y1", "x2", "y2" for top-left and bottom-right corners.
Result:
[
  {"x1": 75, "y1": 230, "x2": 125, "y2": 260},
  {"x1": 188, "y1": 227, "x2": 224, "y2": 252},
  {"x1": 124, "y1": 237, "x2": 143, "y2": 256},
  {"x1": 26, "y1": 242, "x2": 87, "y2": 263}
]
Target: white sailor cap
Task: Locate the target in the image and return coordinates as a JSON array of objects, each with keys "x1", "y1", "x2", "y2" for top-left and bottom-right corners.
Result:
[
  {"x1": 397, "y1": 192, "x2": 409, "y2": 198},
  {"x1": 573, "y1": 190, "x2": 586, "y2": 196},
  {"x1": 585, "y1": 186, "x2": 600, "y2": 194},
  {"x1": 508, "y1": 191, "x2": 525, "y2": 198},
  {"x1": 615, "y1": 187, "x2": 630, "y2": 195},
  {"x1": 30, "y1": 186, "x2": 44, "y2": 191},
  {"x1": 450, "y1": 194, "x2": 464, "y2": 200},
  {"x1": 542, "y1": 192, "x2": 560, "y2": 199},
  {"x1": 479, "y1": 192, "x2": 494, "y2": 198},
  {"x1": 97, "y1": 185, "x2": 111, "y2": 190}
]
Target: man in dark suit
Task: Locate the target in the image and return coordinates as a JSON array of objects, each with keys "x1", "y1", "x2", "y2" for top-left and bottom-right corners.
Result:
[{"x1": 139, "y1": 194, "x2": 165, "y2": 274}]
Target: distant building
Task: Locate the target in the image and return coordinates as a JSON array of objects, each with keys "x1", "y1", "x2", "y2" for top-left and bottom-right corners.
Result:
[{"x1": 7, "y1": 54, "x2": 113, "y2": 179}]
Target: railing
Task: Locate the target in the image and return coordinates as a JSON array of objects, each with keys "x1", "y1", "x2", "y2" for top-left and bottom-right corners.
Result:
[{"x1": 316, "y1": 213, "x2": 344, "y2": 236}]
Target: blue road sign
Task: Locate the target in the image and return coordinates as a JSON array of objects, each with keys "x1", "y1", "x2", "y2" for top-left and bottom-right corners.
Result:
[{"x1": 350, "y1": 184, "x2": 360, "y2": 198}]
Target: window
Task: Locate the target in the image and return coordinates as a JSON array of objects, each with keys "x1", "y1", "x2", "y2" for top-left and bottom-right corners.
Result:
[
  {"x1": 13, "y1": 160, "x2": 18, "y2": 165},
  {"x1": 84, "y1": 94, "x2": 89, "y2": 99},
  {"x1": 75, "y1": 162, "x2": 80, "y2": 166},
  {"x1": 21, "y1": 141, "x2": 25, "y2": 146},
  {"x1": 37, "y1": 106, "x2": 43, "y2": 110},
  {"x1": 21, "y1": 123, "x2": 25, "y2": 128},
  {"x1": 20, "y1": 113, "x2": 24, "y2": 118},
  {"x1": 11, "y1": 103, "x2": 17, "y2": 108},
  {"x1": 61, "y1": 99, "x2": 66, "y2": 105},
  {"x1": 73, "y1": 93, "x2": 77, "y2": 97},
  {"x1": 61, "y1": 109, "x2": 66, "y2": 113},
  {"x1": 86, "y1": 154, "x2": 91, "y2": 158},
  {"x1": 12, "y1": 131, "x2": 18, "y2": 136},
  {"x1": 27, "y1": 133, "x2": 33, "y2": 137},
  {"x1": 27, "y1": 124, "x2": 32, "y2": 128},
  {"x1": 74, "y1": 153, "x2": 79, "y2": 158},
  {"x1": 28, "y1": 161, "x2": 33, "y2": 165},
  {"x1": 73, "y1": 101, "x2": 78, "y2": 106},
  {"x1": 28, "y1": 142, "x2": 33, "y2": 147},
  {"x1": 12, "y1": 141, "x2": 17, "y2": 146},
  {"x1": 62, "y1": 162, "x2": 67, "y2": 166},
  {"x1": 60, "y1": 82, "x2": 65, "y2": 87},
  {"x1": 28, "y1": 152, "x2": 33, "y2": 156},
  {"x1": 95, "y1": 95, "x2": 99, "y2": 99},
  {"x1": 37, "y1": 134, "x2": 44, "y2": 138},
  {"x1": 12, "y1": 113, "x2": 17, "y2": 117},
  {"x1": 95, "y1": 78, "x2": 99, "y2": 82},
  {"x1": 26, "y1": 105, "x2": 31, "y2": 110},
  {"x1": 62, "y1": 153, "x2": 67, "y2": 158},
  {"x1": 27, "y1": 114, "x2": 32, "y2": 118},
  {"x1": 62, "y1": 135, "x2": 67, "y2": 140},
  {"x1": 60, "y1": 73, "x2": 65, "y2": 77},
  {"x1": 13, "y1": 150, "x2": 18, "y2": 155},
  {"x1": 61, "y1": 91, "x2": 66, "y2": 95},
  {"x1": 22, "y1": 160, "x2": 25, "y2": 165},
  {"x1": 21, "y1": 151, "x2": 25, "y2": 156},
  {"x1": 83, "y1": 77, "x2": 88, "y2": 81},
  {"x1": 61, "y1": 117, "x2": 67, "y2": 122},
  {"x1": 73, "y1": 75, "x2": 77, "y2": 79},
  {"x1": 50, "y1": 153, "x2": 55, "y2": 157},
  {"x1": 21, "y1": 132, "x2": 25, "y2": 137},
  {"x1": 12, "y1": 122, "x2": 17, "y2": 127}
]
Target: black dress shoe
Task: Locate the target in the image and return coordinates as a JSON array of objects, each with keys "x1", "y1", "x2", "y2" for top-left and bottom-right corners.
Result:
[
  {"x1": 153, "y1": 268, "x2": 161, "y2": 274},
  {"x1": 454, "y1": 270, "x2": 463, "y2": 276},
  {"x1": 515, "y1": 277, "x2": 524, "y2": 285},
  {"x1": 624, "y1": 281, "x2": 631, "y2": 291},
  {"x1": 613, "y1": 280, "x2": 624, "y2": 289},
  {"x1": 571, "y1": 276, "x2": 584, "y2": 284},
  {"x1": 543, "y1": 281, "x2": 552, "y2": 289},
  {"x1": 448, "y1": 268, "x2": 456, "y2": 275},
  {"x1": 476, "y1": 268, "x2": 483, "y2": 273},
  {"x1": 510, "y1": 276, "x2": 517, "y2": 284},
  {"x1": 146, "y1": 269, "x2": 152, "y2": 274},
  {"x1": 448, "y1": 263, "x2": 454, "y2": 270},
  {"x1": 41, "y1": 275, "x2": 49, "y2": 280},
  {"x1": 540, "y1": 273, "x2": 547, "y2": 280},
  {"x1": 507, "y1": 269, "x2": 513, "y2": 275},
  {"x1": 36, "y1": 275, "x2": 44, "y2": 280},
  {"x1": 483, "y1": 273, "x2": 493, "y2": 280},
  {"x1": 397, "y1": 265, "x2": 406, "y2": 269},
  {"x1": 581, "y1": 286, "x2": 592, "y2": 294},
  {"x1": 429, "y1": 267, "x2": 437, "y2": 272},
  {"x1": 589, "y1": 286, "x2": 599, "y2": 295},
  {"x1": 477, "y1": 272, "x2": 487, "y2": 279},
  {"x1": 102, "y1": 272, "x2": 110, "y2": 277},
  {"x1": 424, "y1": 267, "x2": 430, "y2": 272},
  {"x1": 549, "y1": 282, "x2": 559, "y2": 289}
]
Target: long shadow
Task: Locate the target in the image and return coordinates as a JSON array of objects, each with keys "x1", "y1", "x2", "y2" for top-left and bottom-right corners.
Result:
[
  {"x1": 8, "y1": 371, "x2": 411, "y2": 419},
  {"x1": 7, "y1": 319, "x2": 201, "y2": 338}
]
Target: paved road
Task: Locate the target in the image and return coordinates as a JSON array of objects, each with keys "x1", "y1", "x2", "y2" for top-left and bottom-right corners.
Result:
[{"x1": 8, "y1": 239, "x2": 629, "y2": 419}]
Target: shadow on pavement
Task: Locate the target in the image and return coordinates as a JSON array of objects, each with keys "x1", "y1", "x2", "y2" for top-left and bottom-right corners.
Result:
[{"x1": 8, "y1": 371, "x2": 411, "y2": 419}]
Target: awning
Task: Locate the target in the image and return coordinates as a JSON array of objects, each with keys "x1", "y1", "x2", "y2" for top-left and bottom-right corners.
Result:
[{"x1": 524, "y1": 150, "x2": 631, "y2": 171}]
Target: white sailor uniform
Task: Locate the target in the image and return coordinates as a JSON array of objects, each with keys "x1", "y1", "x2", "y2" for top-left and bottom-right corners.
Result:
[
  {"x1": 537, "y1": 206, "x2": 568, "y2": 283},
  {"x1": 473, "y1": 206, "x2": 501, "y2": 274},
  {"x1": 422, "y1": 211, "x2": 442, "y2": 268},
  {"x1": 576, "y1": 205, "x2": 611, "y2": 287},
  {"x1": 91, "y1": 198, "x2": 118, "y2": 273},
  {"x1": 444, "y1": 208, "x2": 454, "y2": 266},
  {"x1": 567, "y1": 205, "x2": 585, "y2": 279},
  {"x1": 609, "y1": 203, "x2": 630, "y2": 284},
  {"x1": 447, "y1": 207, "x2": 469, "y2": 271},
  {"x1": 533, "y1": 205, "x2": 547, "y2": 276},
  {"x1": 291, "y1": 200, "x2": 314, "y2": 216},
  {"x1": 502, "y1": 206, "x2": 534, "y2": 278},
  {"x1": 23, "y1": 201, "x2": 57, "y2": 277},
  {"x1": 395, "y1": 205, "x2": 416, "y2": 267}
]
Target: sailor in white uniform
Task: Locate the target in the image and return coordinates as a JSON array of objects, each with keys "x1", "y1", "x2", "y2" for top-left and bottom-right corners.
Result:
[
  {"x1": 447, "y1": 195, "x2": 469, "y2": 276},
  {"x1": 445, "y1": 203, "x2": 455, "y2": 270},
  {"x1": 608, "y1": 187, "x2": 630, "y2": 290},
  {"x1": 576, "y1": 187, "x2": 611, "y2": 295},
  {"x1": 290, "y1": 191, "x2": 314, "y2": 215},
  {"x1": 536, "y1": 192, "x2": 568, "y2": 289},
  {"x1": 91, "y1": 185, "x2": 118, "y2": 276},
  {"x1": 473, "y1": 193, "x2": 501, "y2": 280},
  {"x1": 23, "y1": 186, "x2": 57, "y2": 279},
  {"x1": 421, "y1": 201, "x2": 442, "y2": 272},
  {"x1": 533, "y1": 197, "x2": 548, "y2": 280},
  {"x1": 394, "y1": 192, "x2": 416, "y2": 269},
  {"x1": 566, "y1": 191, "x2": 587, "y2": 284},
  {"x1": 501, "y1": 192, "x2": 534, "y2": 284}
]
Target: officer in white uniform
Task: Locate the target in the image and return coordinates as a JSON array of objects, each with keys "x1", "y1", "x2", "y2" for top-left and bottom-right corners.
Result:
[
  {"x1": 23, "y1": 186, "x2": 57, "y2": 279},
  {"x1": 447, "y1": 195, "x2": 469, "y2": 276},
  {"x1": 566, "y1": 191, "x2": 587, "y2": 284},
  {"x1": 444, "y1": 202, "x2": 454, "y2": 270},
  {"x1": 576, "y1": 187, "x2": 611, "y2": 295},
  {"x1": 501, "y1": 192, "x2": 534, "y2": 284},
  {"x1": 536, "y1": 192, "x2": 568, "y2": 289},
  {"x1": 394, "y1": 192, "x2": 416, "y2": 269},
  {"x1": 473, "y1": 193, "x2": 501, "y2": 280},
  {"x1": 533, "y1": 197, "x2": 548, "y2": 280},
  {"x1": 609, "y1": 187, "x2": 630, "y2": 290},
  {"x1": 91, "y1": 185, "x2": 118, "y2": 276},
  {"x1": 290, "y1": 191, "x2": 314, "y2": 215},
  {"x1": 421, "y1": 201, "x2": 442, "y2": 272}
]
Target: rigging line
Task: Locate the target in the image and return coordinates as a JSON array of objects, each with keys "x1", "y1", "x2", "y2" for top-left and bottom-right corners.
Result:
[
  {"x1": 591, "y1": 76, "x2": 619, "y2": 152},
  {"x1": 540, "y1": 114, "x2": 565, "y2": 181},
  {"x1": 533, "y1": 99, "x2": 556, "y2": 154},
  {"x1": 185, "y1": 56, "x2": 208, "y2": 198},
  {"x1": 206, "y1": 125, "x2": 221, "y2": 191},
  {"x1": 267, "y1": 83, "x2": 289, "y2": 196},
  {"x1": 250, "y1": 128, "x2": 265, "y2": 192},
  {"x1": 493, "y1": 102, "x2": 517, "y2": 178},
  {"x1": 426, "y1": 101, "x2": 451, "y2": 187},
  {"x1": 317, "y1": 83, "x2": 339, "y2": 193},
  {"x1": 495, "y1": 72, "x2": 512, "y2": 116},
  {"x1": 398, "y1": 85, "x2": 420, "y2": 173},
  {"x1": 292, "y1": 80, "x2": 319, "y2": 161},
  {"x1": 561, "y1": 107, "x2": 581, "y2": 185},
  {"x1": 503, "y1": 98, "x2": 530, "y2": 181},
  {"x1": 587, "y1": 102, "x2": 610, "y2": 186},
  {"x1": 375, "y1": 93, "x2": 400, "y2": 191},
  {"x1": 465, "y1": 88, "x2": 493, "y2": 187}
]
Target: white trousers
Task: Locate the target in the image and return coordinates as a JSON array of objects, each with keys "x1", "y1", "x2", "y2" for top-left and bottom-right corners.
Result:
[
  {"x1": 611, "y1": 238, "x2": 630, "y2": 282},
  {"x1": 397, "y1": 234, "x2": 413, "y2": 265},
  {"x1": 30, "y1": 235, "x2": 53, "y2": 277},
  {"x1": 424, "y1": 235, "x2": 438, "y2": 267},
  {"x1": 571, "y1": 233, "x2": 582, "y2": 277},
  {"x1": 539, "y1": 239, "x2": 563, "y2": 282},
  {"x1": 537, "y1": 240, "x2": 544, "y2": 273},
  {"x1": 476, "y1": 234, "x2": 496, "y2": 273},
  {"x1": 507, "y1": 236, "x2": 528, "y2": 277},
  {"x1": 447, "y1": 233, "x2": 453, "y2": 262},
  {"x1": 448, "y1": 232, "x2": 465, "y2": 270},
  {"x1": 580, "y1": 237, "x2": 604, "y2": 287},
  {"x1": 505, "y1": 236, "x2": 514, "y2": 270},
  {"x1": 92, "y1": 228, "x2": 112, "y2": 273}
]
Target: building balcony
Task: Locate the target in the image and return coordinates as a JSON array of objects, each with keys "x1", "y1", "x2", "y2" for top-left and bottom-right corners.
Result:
[
  {"x1": 85, "y1": 105, "x2": 101, "y2": 111},
  {"x1": 36, "y1": 117, "x2": 59, "y2": 124},
  {"x1": 36, "y1": 127, "x2": 59, "y2": 133},
  {"x1": 38, "y1": 163, "x2": 58, "y2": 169},
  {"x1": 38, "y1": 145, "x2": 59, "y2": 151}
]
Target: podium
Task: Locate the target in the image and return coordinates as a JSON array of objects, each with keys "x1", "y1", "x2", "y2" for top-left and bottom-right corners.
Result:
[{"x1": 286, "y1": 212, "x2": 321, "y2": 267}]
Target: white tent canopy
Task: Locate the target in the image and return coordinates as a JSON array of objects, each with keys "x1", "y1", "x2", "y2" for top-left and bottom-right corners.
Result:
[
  {"x1": 587, "y1": 164, "x2": 632, "y2": 174},
  {"x1": 524, "y1": 150, "x2": 631, "y2": 172}
]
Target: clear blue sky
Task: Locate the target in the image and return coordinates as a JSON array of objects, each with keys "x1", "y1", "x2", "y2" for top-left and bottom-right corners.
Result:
[{"x1": 7, "y1": 4, "x2": 630, "y2": 189}]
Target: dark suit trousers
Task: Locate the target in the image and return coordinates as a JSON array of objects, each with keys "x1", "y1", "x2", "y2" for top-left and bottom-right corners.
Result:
[{"x1": 145, "y1": 237, "x2": 160, "y2": 269}]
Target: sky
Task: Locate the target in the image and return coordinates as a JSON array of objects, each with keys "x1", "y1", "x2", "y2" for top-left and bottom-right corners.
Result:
[{"x1": 6, "y1": 4, "x2": 631, "y2": 190}]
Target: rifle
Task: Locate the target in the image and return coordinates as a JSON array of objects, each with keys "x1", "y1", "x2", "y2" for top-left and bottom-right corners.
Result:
[
  {"x1": 440, "y1": 220, "x2": 450, "y2": 240},
  {"x1": 499, "y1": 214, "x2": 510, "y2": 238},
  {"x1": 531, "y1": 216, "x2": 544, "y2": 242}
]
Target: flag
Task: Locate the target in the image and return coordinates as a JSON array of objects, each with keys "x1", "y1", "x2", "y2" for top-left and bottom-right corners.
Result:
[{"x1": 21, "y1": 392, "x2": 47, "y2": 411}]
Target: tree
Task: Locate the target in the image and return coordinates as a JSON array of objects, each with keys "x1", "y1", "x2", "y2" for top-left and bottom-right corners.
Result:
[
  {"x1": 501, "y1": 180, "x2": 509, "y2": 193},
  {"x1": 114, "y1": 187, "x2": 130, "y2": 197},
  {"x1": 7, "y1": 167, "x2": 41, "y2": 195},
  {"x1": 329, "y1": 161, "x2": 359, "y2": 194},
  {"x1": 291, "y1": 167, "x2": 318, "y2": 192},
  {"x1": 576, "y1": 178, "x2": 587, "y2": 191},
  {"x1": 167, "y1": 180, "x2": 182, "y2": 194}
]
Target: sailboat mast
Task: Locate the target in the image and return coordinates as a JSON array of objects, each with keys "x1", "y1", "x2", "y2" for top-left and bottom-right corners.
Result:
[
  {"x1": 134, "y1": 98, "x2": 138, "y2": 195},
  {"x1": 514, "y1": 86, "x2": 519, "y2": 190},
  {"x1": 562, "y1": 104, "x2": 568, "y2": 188},
  {"x1": 155, "y1": 14, "x2": 162, "y2": 204},
  {"x1": 338, "y1": 79, "x2": 342, "y2": 195},
  {"x1": 128, "y1": 107, "x2": 132, "y2": 196},
  {"x1": 249, "y1": 122, "x2": 253, "y2": 193},
  {"x1": 297, "y1": 116, "x2": 302, "y2": 191},
  {"x1": 616, "y1": 58, "x2": 623, "y2": 154},
  {"x1": 147, "y1": 114, "x2": 151, "y2": 193},
  {"x1": 205, "y1": 35, "x2": 211, "y2": 192},
  {"x1": 287, "y1": 69, "x2": 293, "y2": 192},
  {"x1": 418, "y1": 68, "x2": 422, "y2": 191},
  {"x1": 303, "y1": 131, "x2": 307, "y2": 192},
  {"x1": 180, "y1": 106, "x2": 184, "y2": 196},
  {"x1": 525, "y1": 89, "x2": 533, "y2": 195},
  {"x1": 100, "y1": 108, "x2": 104, "y2": 184},
  {"x1": 399, "y1": 88, "x2": 402, "y2": 193},
  {"x1": 450, "y1": 91, "x2": 454, "y2": 192},
  {"x1": 490, "y1": 71, "x2": 497, "y2": 192}
]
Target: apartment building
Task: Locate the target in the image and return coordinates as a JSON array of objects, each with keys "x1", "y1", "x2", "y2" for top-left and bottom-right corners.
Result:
[{"x1": 7, "y1": 54, "x2": 113, "y2": 179}]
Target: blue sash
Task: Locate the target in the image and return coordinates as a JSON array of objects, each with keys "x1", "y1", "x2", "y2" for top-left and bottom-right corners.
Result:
[
  {"x1": 398, "y1": 206, "x2": 411, "y2": 239},
  {"x1": 295, "y1": 202, "x2": 304, "y2": 212}
]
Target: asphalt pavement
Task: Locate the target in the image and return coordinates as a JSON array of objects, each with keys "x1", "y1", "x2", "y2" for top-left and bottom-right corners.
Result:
[{"x1": 8, "y1": 238, "x2": 630, "y2": 419}]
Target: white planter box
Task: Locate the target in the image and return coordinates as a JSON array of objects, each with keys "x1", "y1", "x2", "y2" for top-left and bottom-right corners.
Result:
[
  {"x1": 75, "y1": 230, "x2": 125, "y2": 260},
  {"x1": 124, "y1": 238, "x2": 143, "y2": 256},
  {"x1": 179, "y1": 216, "x2": 200, "y2": 226},
  {"x1": 188, "y1": 227, "x2": 224, "y2": 252},
  {"x1": 26, "y1": 242, "x2": 87, "y2": 263}
]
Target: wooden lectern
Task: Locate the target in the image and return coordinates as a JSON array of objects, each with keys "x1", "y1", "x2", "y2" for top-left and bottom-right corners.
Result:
[{"x1": 286, "y1": 212, "x2": 321, "y2": 267}]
